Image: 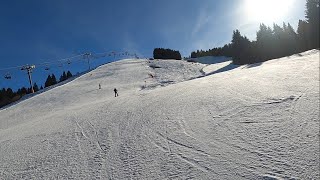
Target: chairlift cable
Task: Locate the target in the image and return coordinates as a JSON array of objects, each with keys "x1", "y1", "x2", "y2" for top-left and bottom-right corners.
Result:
[{"x1": 0, "y1": 51, "x2": 137, "y2": 72}]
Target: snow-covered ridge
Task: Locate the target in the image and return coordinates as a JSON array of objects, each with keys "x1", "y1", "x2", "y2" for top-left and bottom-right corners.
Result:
[{"x1": 0, "y1": 50, "x2": 319, "y2": 179}]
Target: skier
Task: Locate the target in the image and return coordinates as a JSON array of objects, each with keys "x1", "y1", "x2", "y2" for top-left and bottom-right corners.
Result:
[
  {"x1": 114, "y1": 88, "x2": 119, "y2": 97},
  {"x1": 99, "y1": 83, "x2": 101, "y2": 89}
]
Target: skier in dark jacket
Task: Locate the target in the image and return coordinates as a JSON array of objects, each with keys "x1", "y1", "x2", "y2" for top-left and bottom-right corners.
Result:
[{"x1": 114, "y1": 88, "x2": 119, "y2": 97}]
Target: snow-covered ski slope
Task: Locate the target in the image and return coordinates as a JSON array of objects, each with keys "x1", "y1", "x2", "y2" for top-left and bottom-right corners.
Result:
[{"x1": 0, "y1": 50, "x2": 319, "y2": 179}]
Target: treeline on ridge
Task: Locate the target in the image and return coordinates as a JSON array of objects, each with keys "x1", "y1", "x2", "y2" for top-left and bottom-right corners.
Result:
[
  {"x1": 153, "y1": 48, "x2": 182, "y2": 60},
  {"x1": 0, "y1": 71, "x2": 73, "y2": 108},
  {"x1": 191, "y1": 0, "x2": 319, "y2": 65}
]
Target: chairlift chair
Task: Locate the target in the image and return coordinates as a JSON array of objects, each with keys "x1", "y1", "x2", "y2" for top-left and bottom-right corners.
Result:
[{"x1": 4, "y1": 73, "x2": 11, "y2": 79}]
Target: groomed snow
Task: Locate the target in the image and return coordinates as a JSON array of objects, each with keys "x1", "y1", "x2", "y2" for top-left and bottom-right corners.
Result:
[{"x1": 0, "y1": 50, "x2": 319, "y2": 179}]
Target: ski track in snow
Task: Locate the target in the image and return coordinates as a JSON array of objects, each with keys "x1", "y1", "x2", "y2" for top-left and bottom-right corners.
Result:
[{"x1": 0, "y1": 50, "x2": 319, "y2": 179}]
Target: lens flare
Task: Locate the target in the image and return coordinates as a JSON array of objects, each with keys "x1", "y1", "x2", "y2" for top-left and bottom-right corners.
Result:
[{"x1": 245, "y1": 0, "x2": 294, "y2": 23}]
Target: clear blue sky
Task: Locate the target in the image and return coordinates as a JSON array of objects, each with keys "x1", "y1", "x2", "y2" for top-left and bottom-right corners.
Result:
[{"x1": 0, "y1": 0, "x2": 305, "y2": 90}]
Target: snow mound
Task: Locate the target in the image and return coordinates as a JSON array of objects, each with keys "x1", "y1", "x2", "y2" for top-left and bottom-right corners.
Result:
[{"x1": 145, "y1": 59, "x2": 206, "y2": 89}]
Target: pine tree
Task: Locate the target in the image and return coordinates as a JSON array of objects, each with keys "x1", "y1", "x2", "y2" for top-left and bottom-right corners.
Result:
[
  {"x1": 60, "y1": 71, "x2": 67, "y2": 82},
  {"x1": 285, "y1": 23, "x2": 298, "y2": 55},
  {"x1": 231, "y1": 29, "x2": 242, "y2": 60},
  {"x1": 16, "y1": 88, "x2": 22, "y2": 96},
  {"x1": 21, "y1": 87, "x2": 28, "y2": 95},
  {"x1": 66, "y1": 71, "x2": 73, "y2": 79},
  {"x1": 305, "y1": 0, "x2": 319, "y2": 48},
  {"x1": 272, "y1": 23, "x2": 285, "y2": 57},
  {"x1": 191, "y1": 51, "x2": 196, "y2": 58},
  {"x1": 231, "y1": 29, "x2": 252, "y2": 64},
  {"x1": 33, "y1": 83, "x2": 39, "y2": 92},
  {"x1": 51, "y1": 74, "x2": 57, "y2": 85},
  {"x1": 305, "y1": 0, "x2": 320, "y2": 25},
  {"x1": 6, "y1": 88, "x2": 14, "y2": 98},
  {"x1": 0, "y1": 89, "x2": 3, "y2": 101},
  {"x1": 256, "y1": 24, "x2": 274, "y2": 60},
  {"x1": 45, "y1": 75, "x2": 52, "y2": 88},
  {"x1": 297, "y1": 20, "x2": 310, "y2": 51}
]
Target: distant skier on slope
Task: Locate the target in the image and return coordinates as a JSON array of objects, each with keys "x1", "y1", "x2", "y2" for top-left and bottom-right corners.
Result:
[{"x1": 114, "y1": 88, "x2": 119, "y2": 97}]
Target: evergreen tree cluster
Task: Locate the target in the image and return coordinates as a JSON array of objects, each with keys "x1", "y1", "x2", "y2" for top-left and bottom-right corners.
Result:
[
  {"x1": 153, "y1": 48, "x2": 182, "y2": 60},
  {"x1": 0, "y1": 83, "x2": 41, "y2": 108},
  {"x1": 0, "y1": 71, "x2": 73, "y2": 108},
  {"x1": 45, "y1": 74, "x2": 57, "y2": 88},
  {"x1": 45, "y1": 71, "x2": 72, "y2": 88},
  {"x1": 0, "y1": 88, "x2": 17, "y2": 107},
  {"x1": 15, "y1": 83, "x2": 42, "y2": 97},
  {"x1": 191, "y1": 0, "x2": 319, "y2": 65},
  {"x1": 191, "y1": 44, "x2": 233, "y2": 58},
  {"x1": 59, "y1": 71, "x2": 72, "y2": 82}
]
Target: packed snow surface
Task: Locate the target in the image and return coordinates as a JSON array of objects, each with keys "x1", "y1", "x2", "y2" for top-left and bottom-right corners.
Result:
[{"x1": 0, "y1": 50, "x2": 319, "y2": 179}]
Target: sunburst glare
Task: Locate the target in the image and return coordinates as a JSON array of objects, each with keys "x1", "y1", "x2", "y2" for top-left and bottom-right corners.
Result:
[{"x1": 245, "y1": 0, "x2": 295, "y2": 23}]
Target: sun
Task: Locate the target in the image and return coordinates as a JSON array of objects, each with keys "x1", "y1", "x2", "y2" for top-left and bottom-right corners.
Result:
[{"x1": 244, "y1": 0, "x2": 294, "y2": 23}]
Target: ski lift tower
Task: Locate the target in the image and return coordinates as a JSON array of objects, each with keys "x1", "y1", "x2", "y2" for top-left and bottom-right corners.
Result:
[
  {"x1": 84, "y1": 52, "x2": 92, "y2": 70},
  {"x1": 21, "y1": 64, "x2": 36, "y2": 93}
]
